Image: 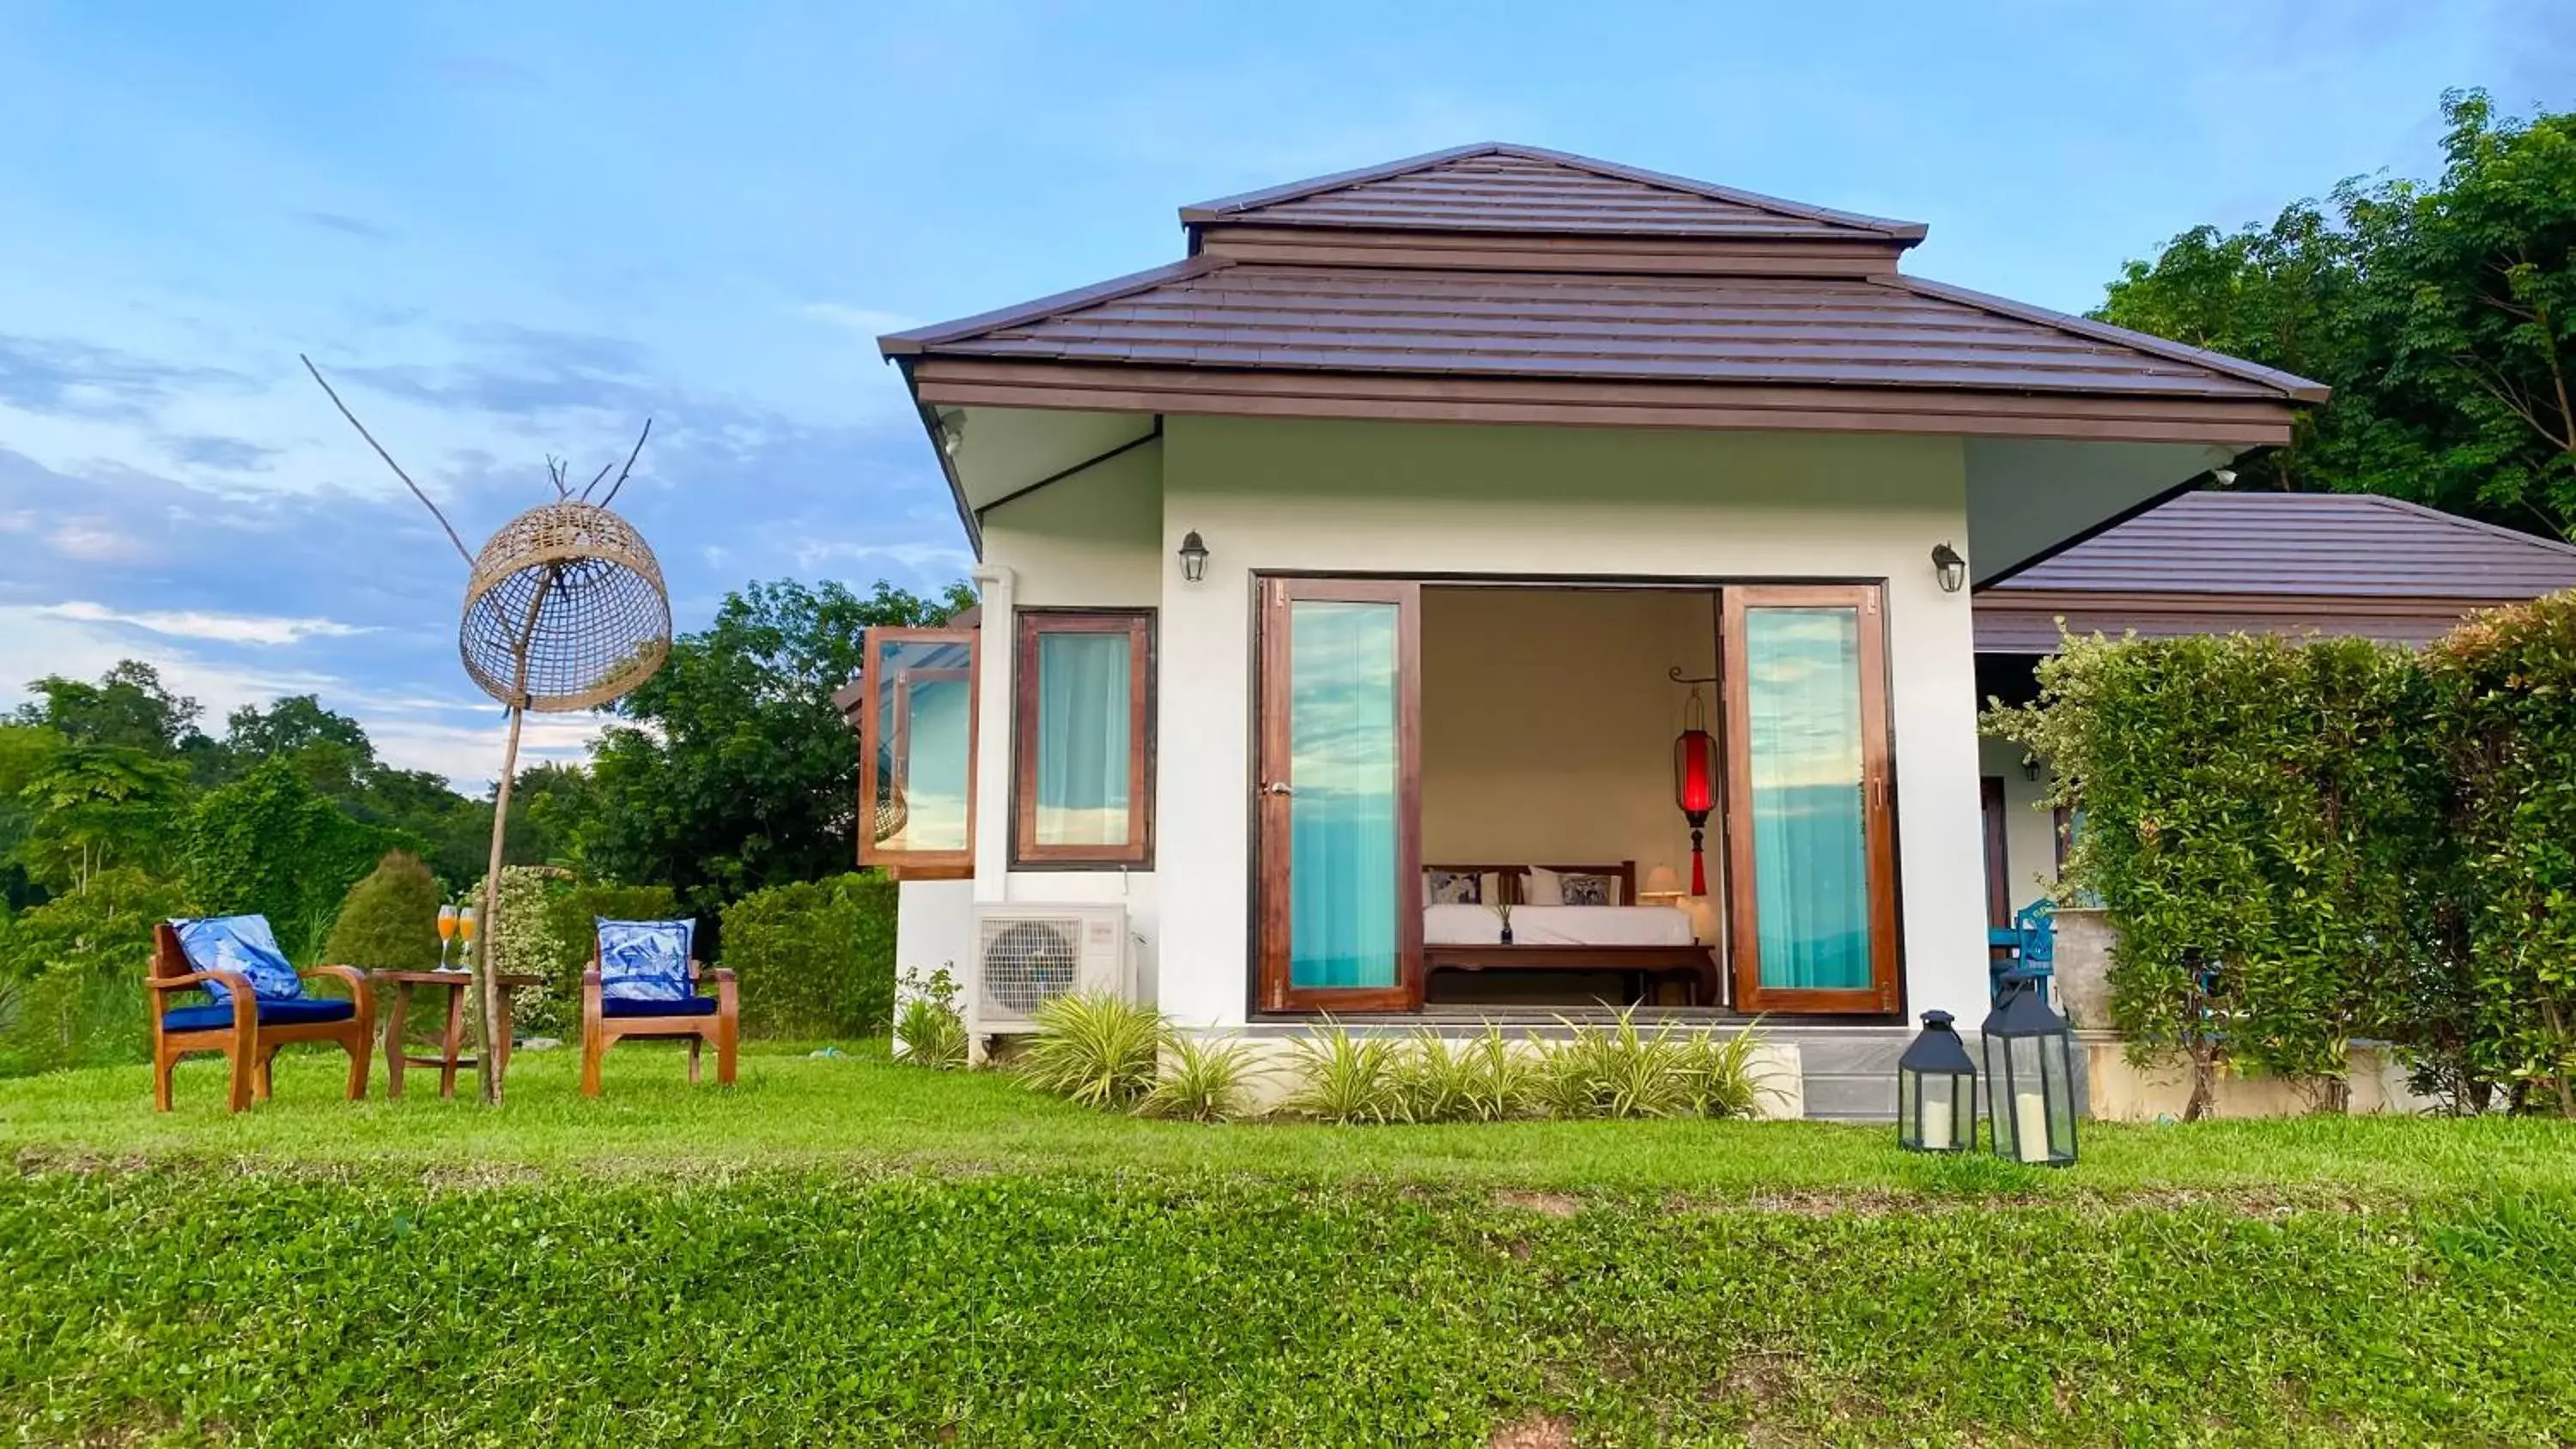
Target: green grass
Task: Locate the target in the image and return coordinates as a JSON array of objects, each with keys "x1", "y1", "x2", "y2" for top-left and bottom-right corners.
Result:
[{"x1": 3, "y1": 1045, "x2": 2574, "y2": 1445}]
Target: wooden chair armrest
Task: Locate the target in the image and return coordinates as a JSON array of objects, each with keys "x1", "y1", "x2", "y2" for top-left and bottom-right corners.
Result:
[
  {"x1": 149, "y1": 969, "x2": 253, "y2": 998},
  {"x1": 302, "y1": 964, "x2": 374, "y2": 1016},
  {"x1": 580, "y1": 969, "x2": 603, "y2": 1002},
  {"x1": 712, "y1": 967, "x2": 738, "y2": 1016}
]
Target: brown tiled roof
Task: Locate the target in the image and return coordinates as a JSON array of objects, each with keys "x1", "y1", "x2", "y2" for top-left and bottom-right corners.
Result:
[
  {"x1": 886, "y1": 261, "x2": 2306, "y2": 401},
  {"x1": 1989, "y1": 491, "x2": 2576, "y2": 597},
  {"x1": 1180, "y1": 143, "x2": 1925, "y2": 241}
]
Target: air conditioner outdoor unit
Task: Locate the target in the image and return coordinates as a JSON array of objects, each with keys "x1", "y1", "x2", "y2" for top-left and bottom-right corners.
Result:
[{"x1": 969, "y1": 902, "x2": 1131, "y2": 1034}]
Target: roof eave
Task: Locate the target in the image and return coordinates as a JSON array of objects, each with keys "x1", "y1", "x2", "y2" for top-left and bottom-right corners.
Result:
[
  {"x1": 880, "y1": 258, "x2": 1226, "y2": 358},
  {"x1": 1880, "y1": 275, "x2": 2332, "y2": 405}
]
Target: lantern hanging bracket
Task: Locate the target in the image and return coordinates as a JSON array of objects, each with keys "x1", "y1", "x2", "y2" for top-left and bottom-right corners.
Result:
[{"x1": 1665, "y1": 667, "x2": 1718, "y2": 685}]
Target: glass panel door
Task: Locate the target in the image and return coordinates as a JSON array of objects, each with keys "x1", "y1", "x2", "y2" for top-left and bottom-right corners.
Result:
[
  {"x1": 1723, "y1": 586, "x2": 1898, "y2": 1013},
  {"x1": 1256, "y1": 579, "x2": 1420, "y2": 1012}
]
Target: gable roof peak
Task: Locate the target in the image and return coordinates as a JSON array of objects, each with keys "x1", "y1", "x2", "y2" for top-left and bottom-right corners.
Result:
[{"x1": 1180, "y1": 142, "x2": 1929, "y2": 244}]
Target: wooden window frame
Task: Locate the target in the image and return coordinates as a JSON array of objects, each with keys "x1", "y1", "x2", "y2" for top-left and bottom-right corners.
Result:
[
  {"x1": 1254, "y1": 577, "x2": 1424, "y2": 1014},
  {"x1": 1722, "y1": 583, "x2": 1902, "y2": 1016},
  {"x1": 1012, "y1": 609, "x2": 1156, "y2": 869},
  {"x1": 856, "y1": 626, "x2": 979, "y2": 876}
]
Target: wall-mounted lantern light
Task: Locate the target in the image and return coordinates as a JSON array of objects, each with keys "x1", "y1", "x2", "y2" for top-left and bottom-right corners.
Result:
[
  {"x1": 1932, "y1": 541, "x2": 1968, "y2": 593},
  {"x1": 1176, "y1": 530, "x2": 1210, "y2": 584},
  {"x1": 1898, "y1": 1009, "x2": 1978, "y2": 1153}
]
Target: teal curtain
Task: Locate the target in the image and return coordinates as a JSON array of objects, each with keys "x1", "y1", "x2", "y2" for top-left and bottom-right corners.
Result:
[
  {"x1": 1745, "y1": 607, "x2": 1872, "y2": 991},
  {"x1": 900, "y1": 676, "x2": 972, "y2": 852},
  {"x1": 1034, "y1": 632, "x2": 1132, "y2": 846},
  {"x1": 1288, "y1": 601, "x2": 1400, "y2": 990}
]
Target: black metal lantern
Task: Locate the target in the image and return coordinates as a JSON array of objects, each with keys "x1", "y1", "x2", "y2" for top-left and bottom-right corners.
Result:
[
  {"x1": 1897, "y1": 1009, "x2": 1977, "y2": 1153},
  {"x1": 1176, "y1": 530, "x2": 1209, "y2": 583},
  {"x1": 1981, "y1": 971, "x2": 2079, "y2": 1166}
]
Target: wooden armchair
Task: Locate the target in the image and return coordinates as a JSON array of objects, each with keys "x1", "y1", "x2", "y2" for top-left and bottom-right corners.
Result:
[
  {"x1": 149, "y1": 918, "x2": 374, "y2": 1113},
  {"x1": 580, "y1": 919, "x2": 736, "y2": 1095}
]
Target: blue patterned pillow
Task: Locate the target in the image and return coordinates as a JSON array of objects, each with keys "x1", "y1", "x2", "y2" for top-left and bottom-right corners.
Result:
[
  {"x1": 171, "y1": 915, "x2": 304, "y2": 1003},
  {"x1": 598, "y1": 919, "x2": 694, "y2": 1003}
]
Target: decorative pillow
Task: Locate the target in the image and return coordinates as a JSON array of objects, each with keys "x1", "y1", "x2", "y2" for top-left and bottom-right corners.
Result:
[
  {"x1": 1423, "y1": 870, "x2": 1494, "y2": 906},
  {"x1": 1525, "y1": 867, "x2": 1624, "y2": 906},
  {"x1": 171, "y1": 915, "x2": 304, "y2": 1003},
  {"x1": 1558, "y1": 872, "x2": 1623, "y2": 906},
  {"x1": 598, "y1": 919, "x2": 695, "y2": 1003}
]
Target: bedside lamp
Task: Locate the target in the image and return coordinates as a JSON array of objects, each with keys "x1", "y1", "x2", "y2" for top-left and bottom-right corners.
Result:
[{"x1": 1637, "y1": 863, "x2": 1685, "y2": 905}]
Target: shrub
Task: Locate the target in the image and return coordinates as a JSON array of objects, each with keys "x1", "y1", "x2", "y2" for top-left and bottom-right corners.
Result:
[
  {"x1": 1535, "y1": 1009, "x2": 1699, "y2": 1119},
  {"x1": 1018, "y1": 992, "x2": 1166, "y2": 1109},
  {"x1": 1137, "y1": 1035, "x2": 1261, "y2": 1122},
  {"x1": 1675, "y1": 1023, "x2": 1777, "y2": 1119},
  {"x1": 2426, "y1": 593, "x2": 2576, "y2": 1115},
  {"x1": 1280, "y1": 1018, "x2": 1403, "y2": 1124},
  {"x1": 1394, "y1": 1028, "x2": 1538, "y2": 1123},
  {"x1": 0, "y1": 868, "x2": 191, "y2": 1076},
  {"x1": 1986, "y1": 629, "x2": 2451, "y2": 1117},
  {"x1": 183, "y1": 759, "x2": 416, "y2": 963},
  {"x1": 477, "y1": 865, "x2": 575, "y2": 1039},
  {"x1": 893, "y1": 965, "x2": 966, "y2": 1069},
  {"x1": 319, "y1": 852, "x2": 441, "y2": 972},
  {"x1": 718, "y1": 873, "x2": 897, "y2": 1040}
]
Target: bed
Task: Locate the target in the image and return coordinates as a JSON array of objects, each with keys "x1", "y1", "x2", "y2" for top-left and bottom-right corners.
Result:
[{"x1": 1420, "y1": 861, "x2": 1720, "y2": 1006}]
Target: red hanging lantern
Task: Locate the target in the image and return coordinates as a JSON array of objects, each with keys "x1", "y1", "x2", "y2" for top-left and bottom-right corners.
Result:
[{"x1": 1673, "y1": 685, "x2": 1718, "y2": 895}]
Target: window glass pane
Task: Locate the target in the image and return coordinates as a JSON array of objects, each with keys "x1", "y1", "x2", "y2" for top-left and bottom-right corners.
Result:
[
  {"x1": 1289, "y1": 600, "x2": 1400, "y2": 990},
  {"x1": 1745, "y1": 606, "x2": 1872, "y2": 991},
  {"x1": 873, "y1": 639, "x2": 972, "y2": 852},
  {"x1": 1034, "y1": 631, "x2": 1133, "y2": 846}
]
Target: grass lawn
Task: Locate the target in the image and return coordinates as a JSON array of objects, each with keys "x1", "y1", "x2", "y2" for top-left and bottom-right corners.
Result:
[{"x1": 4, "y1": 1043, "x2": 2574, "y2": 1446}]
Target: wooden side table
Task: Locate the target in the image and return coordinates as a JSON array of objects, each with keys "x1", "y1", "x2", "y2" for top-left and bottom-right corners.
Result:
[{"x1": 373, "y1": 970, "x2": 546, "y2": 1100}]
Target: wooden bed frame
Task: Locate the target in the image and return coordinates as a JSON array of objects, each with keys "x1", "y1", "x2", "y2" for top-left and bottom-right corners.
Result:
[{"x1": 1421, "y1": 861, "x2": 1722, "y2": 1007}]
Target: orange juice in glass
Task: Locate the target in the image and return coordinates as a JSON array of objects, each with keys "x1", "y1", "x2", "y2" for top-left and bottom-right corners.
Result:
[
  {"x1": 456, "y1": 907, "x2": 477, "y2": 971},
  {"x1": 436, "y1": 905, "x2": 459, "y2": 971}
]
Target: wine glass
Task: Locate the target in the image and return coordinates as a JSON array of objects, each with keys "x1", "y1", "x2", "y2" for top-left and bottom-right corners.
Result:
[
  {"x1": 436, "y1": 905, "x2": 459, "y2": 971},
  {"x1": 456, "y1": 906, "x2": 478, "y2": 972}
]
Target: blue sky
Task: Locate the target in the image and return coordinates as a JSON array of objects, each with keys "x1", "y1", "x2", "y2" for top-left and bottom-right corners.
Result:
[{"x1": 2, "y1": 1, "x2": 2567, "y2": 786}]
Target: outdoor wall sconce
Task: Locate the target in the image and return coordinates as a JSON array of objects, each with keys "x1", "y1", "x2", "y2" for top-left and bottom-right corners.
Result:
[
  {"x1": 1932, "y1": 541, "x2": 1968, "y2": 593},
  {"x1": 1898, "y1": 1009, "x2": 1978, "y2": 1153},
  {"x1": 1981, "y1": 972, "x2": 2080, "y2": 1166},
  {"x1": 1176, "y1": 530, "x2": 1209, "y2": 583}
]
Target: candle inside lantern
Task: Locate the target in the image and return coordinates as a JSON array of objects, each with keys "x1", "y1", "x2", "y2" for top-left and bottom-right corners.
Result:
[
  {"x1": 2014, "y1": 1090, "x2": 2050, "y2": 1164},
  {"x1": 1921, "y1": 1096, "x2": 1953, "y2": 1151}
]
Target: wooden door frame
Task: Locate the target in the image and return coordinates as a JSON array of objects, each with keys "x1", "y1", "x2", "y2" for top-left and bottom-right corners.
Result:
[
  {"x1": 1254, "y1": 576, "x2": 1424, "y2": 1014},
  {"x1": 1722, "y1": 584, "x2": 1902, "y2": 1016},
  {"x1": 856, "y1": 626, "x2": 979, "y2": 875}
]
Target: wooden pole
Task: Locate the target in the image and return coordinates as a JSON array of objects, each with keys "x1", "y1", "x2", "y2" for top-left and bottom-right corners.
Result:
[
  {"x1": 472, "y1": 705, "x2": 527, "y2": 1105},
  {"x1": 471, "y1": 566, "x2": 558, "y2": 1106}
]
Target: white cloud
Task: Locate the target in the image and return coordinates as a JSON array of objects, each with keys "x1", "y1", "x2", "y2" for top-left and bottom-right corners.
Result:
[
  {"x1": 799, "y1": 302, "x2": 920, "y2": 336},
  {"x1": 38, "y1": 600, "x2": 374, "y2": 646},
  {"x1": 790, "y1": 537, "x2": 975, "y2": 574},
  {"x1": 46, "y1": 518, "x2": 152, "y2": 563}
]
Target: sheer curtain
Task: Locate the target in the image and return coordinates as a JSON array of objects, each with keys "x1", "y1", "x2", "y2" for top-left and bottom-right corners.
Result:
[
  {"x1": 1034, "y1": 632, "x2": 1131, "y2": 845},
  {"x1": 1745, "y1": 607, "x2": 1872, "y2": 991},
  {"x1": 1288, "y1": 601, "x2": 1400, "y2": 990}
]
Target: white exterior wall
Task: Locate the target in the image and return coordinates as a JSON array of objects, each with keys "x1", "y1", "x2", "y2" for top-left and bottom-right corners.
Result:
[
  {"x1": 1978, "y1": 736, "x2": 2061, "y2": 914},
  {"x1": 960, "y1": 443, "x2": 1169, "y2": 1005},
  {"x1": 1151, "y1": 415, "x2": 1992, "y2": 1030}
]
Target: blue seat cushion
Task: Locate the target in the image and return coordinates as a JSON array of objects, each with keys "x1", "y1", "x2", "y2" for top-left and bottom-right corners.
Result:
[
  {"x1": 163, "y1": 997, "x2": 355, "y2": 1033},
  {"x1": 168, "y1": 914, "x2": 303, "y2": 1003},
  {"x1": 597, "y1": 918, "x2": 695, "y2": 1003},
  {"x1": 601, "y1": 994, "x2": 719, "y2": 1019}
]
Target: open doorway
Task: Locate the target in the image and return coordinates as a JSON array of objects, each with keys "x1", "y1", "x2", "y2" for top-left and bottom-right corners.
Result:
[{"x1": 1251, "y1": 576, "x2": 1899, "y2": 1018}]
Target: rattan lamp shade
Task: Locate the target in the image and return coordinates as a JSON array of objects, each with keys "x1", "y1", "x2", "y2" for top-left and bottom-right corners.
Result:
[{"x1": 459, "y1": 500, "x2": 671, "y2": 712}]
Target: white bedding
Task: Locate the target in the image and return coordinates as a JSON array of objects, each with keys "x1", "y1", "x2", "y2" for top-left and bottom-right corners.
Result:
[{"x1": 1423, "y1": 903, "x2": 1696, "y2": 949}]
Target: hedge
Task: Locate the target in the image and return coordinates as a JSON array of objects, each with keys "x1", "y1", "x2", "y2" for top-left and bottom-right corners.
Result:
[
  {"x1": 184, "y1": 760, "x2": 417, "y2": 965},
  {"x1": 718, "y1": 871, "x2": 897, "y2": 1040},
  {"x1": 3, "y1": 1167, "x2": 2572, "y2": 1446},
  {"x1": 1989, "y1": 590, "x2": 2576, "y2": 1116}
]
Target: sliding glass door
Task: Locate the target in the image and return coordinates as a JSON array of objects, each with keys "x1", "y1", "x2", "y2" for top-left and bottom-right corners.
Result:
[
  {"x1": 1722, "y1": 585, "x2": 1899, "y2": 1013},
  {"x1": 1255, "y1": 579, "x2": 1422, "y2": 1012}
]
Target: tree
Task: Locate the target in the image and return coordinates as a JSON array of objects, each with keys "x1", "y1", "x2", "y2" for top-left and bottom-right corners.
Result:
[
  {"x1": 221, "y1": 695, "x2": 377, "y2": 799},
  {"x1": 12, "y1": 661, "x2": 209, "y2": 758},
  {"x1": 557, "y1": 579, "x2": 975, "y2": 910},
  {"x1": 183, "y1": 759, "x2": 419, "y2": 962},
  {"x1": 2097, "y1": 91, "x2": 2576, "y2": 537},
  {"x1": 16, "y1": 745, "x2": 192, "y2": 893},
  {"x1": 0, "y1": 724, "x2": 64, "y2": 910}
]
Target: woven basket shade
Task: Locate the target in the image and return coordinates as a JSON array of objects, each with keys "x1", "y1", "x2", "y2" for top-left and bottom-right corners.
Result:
[{"x1": 460, "y1": 500, "x2": 671, "y2": 712}]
